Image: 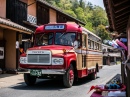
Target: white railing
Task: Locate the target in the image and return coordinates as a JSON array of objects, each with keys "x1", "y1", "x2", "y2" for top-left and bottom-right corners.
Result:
[{"x1": 27, "y1": 14, "x2": 37, "y2": 24}]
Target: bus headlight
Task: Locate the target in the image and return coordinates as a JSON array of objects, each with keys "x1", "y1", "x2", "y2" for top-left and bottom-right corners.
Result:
[
  {"x1": 20, "y1": 57, "x2": 27, "y2": 64},
  {"x1": 52, "y1": 58, "x2": 64, "y2": 65}
]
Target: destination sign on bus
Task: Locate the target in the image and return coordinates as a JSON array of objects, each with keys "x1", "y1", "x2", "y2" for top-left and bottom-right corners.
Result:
[{"x1": 45, "y1": 25, "x2": 65, "y2": 30}]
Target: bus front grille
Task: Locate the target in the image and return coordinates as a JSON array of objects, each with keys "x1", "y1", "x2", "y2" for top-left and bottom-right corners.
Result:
[{"x1": 28, "y1": 54, "x2": 50, "y2": 64}]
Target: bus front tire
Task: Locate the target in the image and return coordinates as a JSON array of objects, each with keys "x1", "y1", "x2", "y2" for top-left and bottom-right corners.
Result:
[
  {"x1": 63, "y1": 65, "x2": 74, "y2": 88},
  {"x1": 24, "y1": 73, "x2": 36, "y2": 86}
]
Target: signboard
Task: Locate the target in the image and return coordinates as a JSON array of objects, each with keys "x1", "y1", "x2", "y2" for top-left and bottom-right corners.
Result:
[
  {"x1": 45, "y1": 25, "x2": 65, "y2": 30},
  {"x1": 0, "y1": 47, "x2": 4, "y2": 59}
]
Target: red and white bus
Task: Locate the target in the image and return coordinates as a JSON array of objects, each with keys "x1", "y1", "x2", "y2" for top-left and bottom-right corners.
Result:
[{"x1": 19, "y1": 22, "x2": 103, "y2": 88}]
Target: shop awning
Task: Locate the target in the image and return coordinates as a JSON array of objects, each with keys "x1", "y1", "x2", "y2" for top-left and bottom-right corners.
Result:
[{"x1": 0, "y1": 17, "x2": 33, "y2": 34}]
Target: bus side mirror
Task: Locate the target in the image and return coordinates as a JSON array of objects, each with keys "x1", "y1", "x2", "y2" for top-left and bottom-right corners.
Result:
[{"x1": 73, "y1": 40, "x2": 80, "y2": 49}]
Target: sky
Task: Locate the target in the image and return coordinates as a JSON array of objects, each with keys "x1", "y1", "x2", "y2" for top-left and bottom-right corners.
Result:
[{"x1": 87, "y1": 0, "x2": 105, "y2": 9}]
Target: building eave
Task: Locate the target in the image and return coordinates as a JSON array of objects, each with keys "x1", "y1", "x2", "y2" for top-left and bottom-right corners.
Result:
[
  {"x1": 103, "y1": 0, "x2": 130, "y2": 33},
  {"x1": 0, "y1": 17, "x2": 33, "y2": 34}
]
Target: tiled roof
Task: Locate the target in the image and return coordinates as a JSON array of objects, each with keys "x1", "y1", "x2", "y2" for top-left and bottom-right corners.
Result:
[
  {"x1": 0, "y1": 17, "x2": 33, "y2": 34},
  {"x1": 37, "y1": 0, "x2": 86, "y2": 26}
]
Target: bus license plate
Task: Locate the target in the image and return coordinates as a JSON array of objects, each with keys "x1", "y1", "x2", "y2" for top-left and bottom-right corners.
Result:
[{"x1": 30, "y1": 69, "x2": 42, "y2": 76}]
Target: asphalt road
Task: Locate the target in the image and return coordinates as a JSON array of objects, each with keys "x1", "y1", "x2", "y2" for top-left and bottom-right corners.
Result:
[{"x1": 0, "y1": 65, "x2": 121, "y2": 97}]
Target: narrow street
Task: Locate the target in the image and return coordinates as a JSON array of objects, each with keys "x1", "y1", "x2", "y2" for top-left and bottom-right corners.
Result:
[{"x1": 0, "y1": 64, "x2": 121, "y2": 97}]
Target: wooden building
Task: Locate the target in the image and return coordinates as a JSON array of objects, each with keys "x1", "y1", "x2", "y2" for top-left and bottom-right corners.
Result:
[
  {"x1": 102, "y1": 44, "x2": 121, "y2": 65},
  {"x1": 103, "y1": 0, "x2": 130, "y2": 96},
  {"x1": 0, "y1": 0, "x2": 85, "y2": 73}
]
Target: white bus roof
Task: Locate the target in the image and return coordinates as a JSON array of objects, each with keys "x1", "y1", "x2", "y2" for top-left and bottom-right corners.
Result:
[{"x1": 82, "y1": 27, "x2": 101, "y2": 40}]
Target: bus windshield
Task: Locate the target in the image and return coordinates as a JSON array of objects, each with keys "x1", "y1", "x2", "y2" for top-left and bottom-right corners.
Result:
[
  {"x1": 55, "y1": 32, "x2": 76, "y2": 46},
  {"x1": 35, "y1": 32, "x2": 76, "y2": 46},
  {"x1": 35, "y1": 33, "x2": 53, "y2": 46}
]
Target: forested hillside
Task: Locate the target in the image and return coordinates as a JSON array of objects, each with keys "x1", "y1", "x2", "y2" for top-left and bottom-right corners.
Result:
[{"x1": 46, "y1": 0, "x2": 111, "y2": 41}]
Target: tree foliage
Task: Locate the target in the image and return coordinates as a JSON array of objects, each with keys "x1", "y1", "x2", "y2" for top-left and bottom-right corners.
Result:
[
  {"x1": 96, "y1": 25, "x2": 111, "y2": 42},
  {"x1": 46, "y1": 0, "x2": 110, "y2": 41}
]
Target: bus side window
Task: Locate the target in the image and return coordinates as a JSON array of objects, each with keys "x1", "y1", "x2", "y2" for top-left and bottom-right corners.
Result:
[
  {"x1": 95, "y1": 42, "x2": 97, "y2": 50},
  {"x1": 78, "y1": 33, "x2": 82, "y2": 47},
  {"x1": 88, "y1": 39, "x2": 91, "y2": 49},
  {"x1": 82, "y1": 34, "x2": 86, "y2": 48},
  {"x1": 100, "y1": 44, "x2": 102, "y2": 51},
  {"x1": 97, "y1": 43, "x2": 99, "y2": 50},
  {"x1": 91, "y1": 41, "x2": 94, "y2": 50},
  {"x1": 98, "y1": 44, "x2": 101, "y2": 51}
]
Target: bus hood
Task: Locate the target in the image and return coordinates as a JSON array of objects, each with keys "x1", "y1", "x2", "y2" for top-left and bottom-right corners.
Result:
[{"x1": 27, "y1": 45, "x2": 74, "y2": 54}]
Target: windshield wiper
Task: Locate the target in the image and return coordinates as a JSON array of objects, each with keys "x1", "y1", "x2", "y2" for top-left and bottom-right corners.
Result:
[
  {"x1": 55, "y1": 32, "x2": 66, "y2": 41},
  {"x1": 38, "y1": 33, "x2": 46, "y2": 42},
  {"x1": 48, "y1": 36, "x2": 54, "y2": 40}
]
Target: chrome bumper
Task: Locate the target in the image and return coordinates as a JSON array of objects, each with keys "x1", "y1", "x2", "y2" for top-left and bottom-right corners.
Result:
[
  {"x1": 41, "y1": 69, "x2": 66, "y2": 74},
  {"x1": 18, "y1": 69, "x2": 66, "y2": 75}
]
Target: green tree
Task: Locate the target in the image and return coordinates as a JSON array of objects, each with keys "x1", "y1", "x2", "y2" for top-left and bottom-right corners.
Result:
[
  {"x1": 71, "y1": 0, "x2": 79, "y2": 9},
  {"x1": 87, "y1": 2, "x2": 93, "y2": 10},
  {"x1": 79, "y1": 0, "x2": 86, "y2": 10},
  {"x1": 46, "y1": 0, "x2": 55, "y2": 4},
  {"x1": 64, "y1": 10, "x2": 77, "y2": 18},
  {"x1": 56, "y1": 0, "x2": 72, "y2": 10},
  {"x1": 91, "y1": 6, "x2": 108, "y2": 27},
  {"x1": 75, "y1": 7, "x2": 86, "y2": 22},
  {"x1": 96, "y1": 25, "x2": 111, "y2": 42},
  {"x1": 84, "y1": 22, "x2": 93, "y2": 32}
]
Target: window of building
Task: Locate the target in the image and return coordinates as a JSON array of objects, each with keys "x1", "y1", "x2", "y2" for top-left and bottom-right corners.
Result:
[
  {"x1": 6, "y1": 0, "x2": 27, "y2": 25},
  {"x1": 57, "y1": 13, "x2": 67, "y2": 23},
  {"x1": 37, "y1": 2, "x2": 49, "y2": 25}
]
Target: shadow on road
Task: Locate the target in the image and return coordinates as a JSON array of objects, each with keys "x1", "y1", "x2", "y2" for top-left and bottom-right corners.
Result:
[
  {"x1": 10, "y1": 76, "x2": 100, "y2": 90},
  {"x1": 10, "y1": 79, "x2": 64, "y2": 90},
  {"x1": 74, "y1": 76, "x2": 100, "y2": 86}
]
